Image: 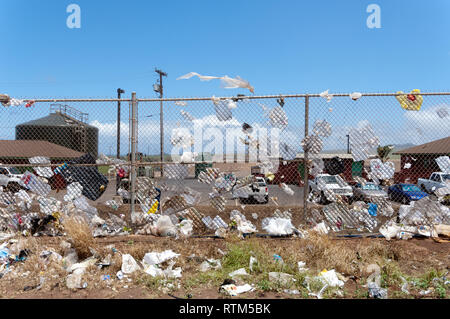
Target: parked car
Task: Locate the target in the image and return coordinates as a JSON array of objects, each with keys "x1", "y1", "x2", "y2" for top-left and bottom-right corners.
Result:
[
  {"x1": 0, "y1": 166, "x2": 24, "y2": 193},
  {"x1": 417, "y1": 172, "x2": 450, "y2": 193},
  {"x1": 232, "y1": 176, "x2": 268, "y2": 204},
  {"x1": 388, "y1": 183, "x2": 428, "y2": 205},
  {"x1": 309, "y1": 174, "x2": 353, "y2": 204},
  {"x1": 352, "y1": 182, "x2": 388, "y2": 202}
]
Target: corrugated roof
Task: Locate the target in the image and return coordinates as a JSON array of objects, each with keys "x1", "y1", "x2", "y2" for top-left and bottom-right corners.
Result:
[
  {"x1": 0, "y1": 140, "x2": 84, "y2": 158},
  {"x1": 393, "y1": 136, "x2": 450, "y2": 155},
  {"x1": 16, "y1": 112, "x2": 96, "y2": 128}
]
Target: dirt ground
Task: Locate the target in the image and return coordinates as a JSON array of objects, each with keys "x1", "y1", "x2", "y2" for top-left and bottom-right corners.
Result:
[{"x1": 0, "y1": 233, "x2": 448, "y2": 299}]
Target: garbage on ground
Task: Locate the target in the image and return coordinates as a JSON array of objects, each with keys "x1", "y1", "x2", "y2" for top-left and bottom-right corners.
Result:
[
  {"x1": 262, "y1": 217, "x2": 295, "y2": 236},
  {"x1": 298, "y1": 261, "x2": 308, "y2": 272},
  {"x1": 220, "y1": 283, "x2": 254, "y2": 296},
  {"x1": 199, "y1": 259, "x2": 222, "y2": 272},
  {"x1": 279, "y1": 183, "x2": 294, "y2": 196},
  {"x1": 121, "y1": 254, "x2": 141, "y2": 274},
  {"x1": 318, "y1": 269, "x2": 345, "y2": 288},
  {"x1": 229, "y1": 268, "x2": 249, "y2": 279},
  {"x1": 368, "y1": 282, "x2": 388, "y2": 299},
  {"x1": 249, "y1": 256, "x2": 257, "y2": 272},
  {"x1": 268, "y1": 272, "x2": 295, "y2": 286},
  {"x1": 284, "y1": 289, "x2": 300, "y2": 295}
]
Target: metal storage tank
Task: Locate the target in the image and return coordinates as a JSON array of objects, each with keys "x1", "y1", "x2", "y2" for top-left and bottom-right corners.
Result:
[{"x1": 15, "y1": 104, "x2": 98, "y2": 158}]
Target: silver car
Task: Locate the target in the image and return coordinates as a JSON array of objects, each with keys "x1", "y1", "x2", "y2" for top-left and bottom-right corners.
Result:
[{"x1": 352, "y1": 182, "x2": 388, "y2": 202}]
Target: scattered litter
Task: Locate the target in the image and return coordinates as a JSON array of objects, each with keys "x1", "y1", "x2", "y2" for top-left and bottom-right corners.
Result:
[
  {"x1": 319, "y1": 90, "x2": 333, "y2": 102},
  {"x1": 249, "y1": 256, "x2": 257, "y2": 272},
  {"x1": 220, "y1": 284, "x2": 254, "y2": 296},
  {"x1": 368, "y1": 282, "x2": 388, "y2": 299},
  {"x1": 229, "y1": 268, "x2": 249, "y2": 278},
  {"x1": 268, "y1": 272, "x2": 295, "y2": 286},
  {"x1": 350, "y1": 92, "x2": 362, "y2": 101}
]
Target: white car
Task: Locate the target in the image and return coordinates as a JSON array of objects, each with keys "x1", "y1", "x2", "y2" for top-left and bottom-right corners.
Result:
[
  {"x1": 417, "y1": 172, "x2": 450, "y2": 193},
  {"x1": 309, "y1": 174, "x2": 353, "y2": 204},
  {"x1": 232, "y1": 176, "x2": 269, "y2": 204},
  {"x1": 0, "y1": 166, "x2": 25, "y2": 192}
]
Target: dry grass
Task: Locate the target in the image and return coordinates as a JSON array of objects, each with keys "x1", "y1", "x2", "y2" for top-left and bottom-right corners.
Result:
[{"x1": 63, "y1": 217, "x2": 97, "y2": 260}]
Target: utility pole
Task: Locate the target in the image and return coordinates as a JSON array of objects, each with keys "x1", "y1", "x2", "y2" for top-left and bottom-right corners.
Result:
[
  {"x1": 346, "y1": 134, "x2": 350, "y2": 154},
  {"x1": 154, "y1": 69, "x2": 167, "y2": 177},
  {"x1": 117, "y1": 88, "x2": 125, "y2": 159}
]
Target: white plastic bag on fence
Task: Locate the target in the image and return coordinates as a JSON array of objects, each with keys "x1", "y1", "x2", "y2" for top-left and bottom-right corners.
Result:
[
  {"x1": 152, "y1": 215, "x2": 177, "y2": 237},
  {"x1": 14, "y1": 190, "x2": 33, "y2": 211},
  {"x1": 19, "y1": 171, "x2": 51, "y2": 196},
  {"x1": 435, "y1": 156, "x2": 450, "y2": 173},
  {"x1": 370, "y1": 159, "x2": 395, "y2": 180},
  {"x1": 64, "y1": 182, "x2": 83, "y2": 202},
  {"x1": 29, "y1": 156, "x2": 54, "y2": 178},
  {"x1": 262, "y1": 217, "x2": 295, "y2": 235}
]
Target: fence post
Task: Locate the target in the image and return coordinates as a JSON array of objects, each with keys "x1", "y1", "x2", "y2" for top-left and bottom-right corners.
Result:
[
  {"x1": 130, "y1": 92, "x2": 137, "y2": 218},
  {"x1": 303, "y1": 95, "x2": 309, "y2": 224}
]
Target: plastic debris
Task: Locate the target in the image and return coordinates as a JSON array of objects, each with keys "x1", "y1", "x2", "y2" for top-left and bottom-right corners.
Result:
[
  {"x1": 199, "y1": 259, "x2": 222, "y2": 272},
  {"x1": 318, "y1": 269, "x2": 344, "y2": 288},
  {"x1": 180, "y1": 110, "x2": 195, "y2": 122},
  {"x1": 212, "y1": 99, "x2": 232, "y2": 121},
  {"x1": 267, "y1": 106, "x2": 288, "y2": 130},
  {"x1": 268, "y1": 272, "x2": 295, "y2": 286},
  {"x1": 436, "y1": 107, "x2": 449, "y2": 118},
  {"x1": 177, "y1": 72, "x2": 255, "y2": 93},
  {"x1": 319, "y1": 90, "x2": 333, "y2": 102},
  {"x1": 313, "y1": 120, "x2": 332, "y2": 138},
  {"x1": 220, "y1": 284, "x2": 254, "y2": 296},
  {"x1": 349, "y1": 123, "x2": 379, "y2": 161},
  {"x1": 19, "y1": 171, "x2": 51, "y2": 196},
  {"x1": 279, "y1": 183, "x2": 294, "y2": 196},
  {"x1": 249, "y1": 256, "x2": 257, "y2": 272},
  {"x1": 350, "y1": 92, "x2": 362, "y2": 101},
  {"x1": 121, "y1": 254, "x2": 141, "y2": 274},
  {"x1": 262, "y1": 217, "x2": 295, "y2": 235},
  {"x1": 29, "y1": 156, "x2": 54, "y2": 178},
  {"x1": 229, "y1": 268, "x2": 249, "y2": 278},
  {"x1": 301, "y1": 135, "x2": 323, "y2": 154},
  {"x1": 435, "y1": 156, "x2": 450, "y2": 173},
  {"x1": 395, "y1": 89, "x2": 423, "y2": 111},
  {"x1": 370, "y1": 159, "x2": 395, "y2": 180},
  {"x1": 368, "y1": 282, "x2": 387, "y2": 299}
]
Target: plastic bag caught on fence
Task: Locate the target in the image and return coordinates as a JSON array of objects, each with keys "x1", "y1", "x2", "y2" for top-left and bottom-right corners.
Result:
[
  {"x1": 370, "y1": 159, "x2": 395, "y2": 180},
  {"x1": 313, "y1": 120, "x2": 332, "y2": 138},
  {"x1": 19, "y1": 171, "x2": 51, "y2": 196},
  {"x1": 301, "y1": 135, "x2": 323, "y2": 154},
  {"x1": 180, "y1": 110, "x2": 195, "y2": 122},
  {"x1": 64, "y1": 182, "x2": 83, "y2": 202},
  {"x1": 266, "y1": 106, "x2": 288, "y2": 130},
  {"x1": 435, "y1": 156, "x2": 450, "y2": 173},
  {"x1": 349, "y1": 124, "x2": 379, "y2": 161},
  {"x1": 213, "y1": 99, "x2": 233, "y2": 121},
  {"x1": 279, "y1": 142, "x2": 297, "y2": 160},
  {"x1": 29, "y1": 156, "x2": 54, "y2": 178}
]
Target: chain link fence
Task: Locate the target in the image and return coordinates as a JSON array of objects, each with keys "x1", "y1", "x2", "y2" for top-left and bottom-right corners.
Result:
[{"x1": 0, "y1": 92, "x2": 448, "y2": 237}]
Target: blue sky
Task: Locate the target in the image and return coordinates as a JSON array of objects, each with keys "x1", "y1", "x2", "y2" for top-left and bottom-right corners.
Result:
[{"x1": 1, "y1": 0, "x2": 449, "y2": 155}]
